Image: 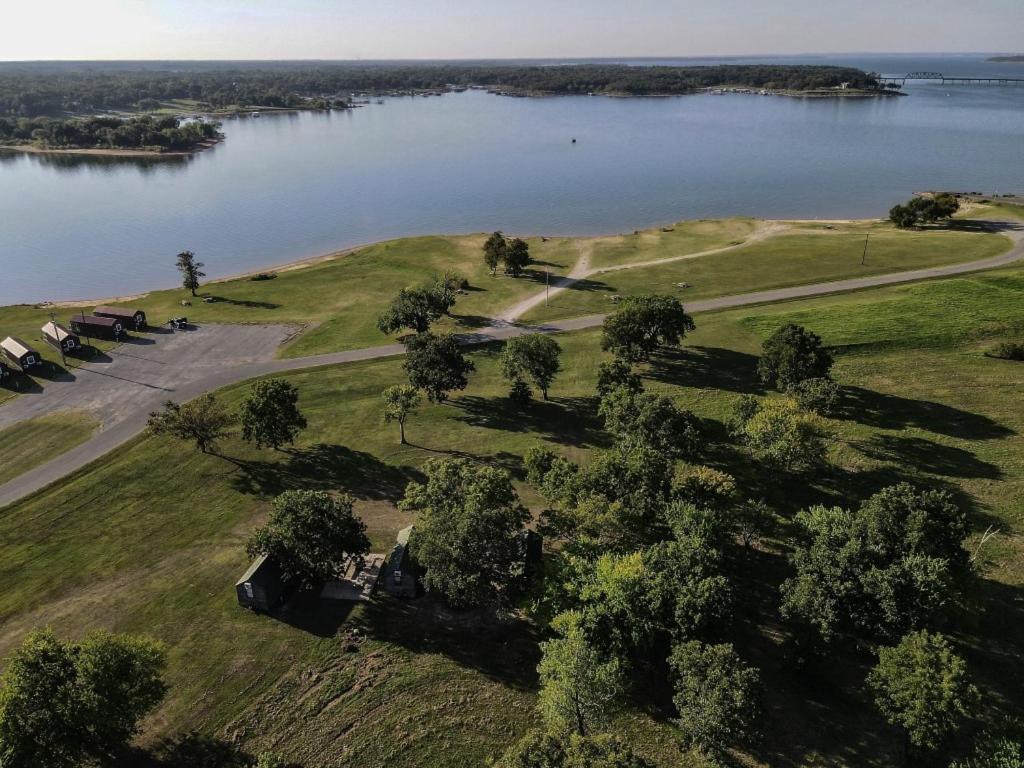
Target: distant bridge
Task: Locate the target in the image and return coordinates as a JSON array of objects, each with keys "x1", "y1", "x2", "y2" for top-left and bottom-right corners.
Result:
[{"x1": 880, "y1": 71, "x2": 1024, "y2": 86}]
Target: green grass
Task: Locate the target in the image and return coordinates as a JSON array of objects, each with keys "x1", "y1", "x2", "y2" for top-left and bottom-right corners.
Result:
[
  {"x1": 524, "y1": 220, "x2": 1014, "y2": 323},
  {"x1": 3, "y1": 264, "x2": 1024, "y2": 766},
  {"x1": 585, "y1": 217, "x2": 759, "y2": 269},
  {"x1": 0, "y1": 412, "x2": 98, "y2": 485}
]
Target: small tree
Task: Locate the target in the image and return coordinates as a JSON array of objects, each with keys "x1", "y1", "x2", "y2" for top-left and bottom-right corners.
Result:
[
  {"x1": 788, "y1": 376, "x2": 841, "y2": 416},
  {"x1": 402, "y1": 331, "x2": 475, "y2": 403},
  {"x1": 381, "y1": 384, "x2": 421, "y2": 444},
  {"x1": 868, "y1": 630, "x2": 978, "y2": 755},
  {"x1": 599, "y1": 387, "x2": 700, "y2": 458},
  {"x1": 595, "y1": 358, "x2": 642, "y2": 398},
  {"x1": 240, "y1": 379, "x2": 307, "y2": 450},
  {"x1": 147, "y1": 394, "x2": 234, "y2": 454},
  {"x1": 377, "y1": 287, "x2": 445, "y2": 335},
  {"x1": 400, "y1": 458, "x2": 528, "y2": 608},
  {"x1": 430, "y1": 271, "x2": 462, "y2": 315},
  {"x1": 668, "y1": 640, "x2": 762, "y2": 755},
  {"x1": 175, "y1": 250, "x2": 205, "y2": 296},
  {"x1": 757, "y1": 323, "x2": 834, "y2": 391},
  {"x1": 505, "y1": 237, "x2": 531, "y2": 277},
  {"x1": 734, "y1": 397, "x2": 828, "y2": 472},
  {"x1": 601, "y1": 295, "x2": 695, "y2": 363},
  {"x1": 497, "y1": 730, "x2": 653, "y2": 768},
  {"x1": 952, "y1": 719, "x2": 1024, "y2": 768},
  {"x1": 537, "y1": 612, "x2": 622, "y2": 737},
  {"x1": 246, "y1": 490, "x2": 371, "y2": 584},
  {"x1": 502, "y1": 334, "x2": 562, "y2": 400},
  {"x1": 484, "y1": 231, "x2": 508, "y2": 276},
  {"x1": 0, "y1": 629, "x2": 166, "y2": 768}
]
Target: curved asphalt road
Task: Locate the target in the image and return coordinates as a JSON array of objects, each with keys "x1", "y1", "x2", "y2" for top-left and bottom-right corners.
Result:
[{"x1": 1, "y1": 222, "x2": 1021, "y2": 509}]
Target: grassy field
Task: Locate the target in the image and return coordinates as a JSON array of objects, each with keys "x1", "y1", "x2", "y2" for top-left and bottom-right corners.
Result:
[
  {"x1": 0, "y1": 412, "x2": 98, "y2": 485},
  {"x1": 524, "y1": 219, "x2": 1015, "y2": 323},
  {"x1": 0, "y1": 210, "x2": 1012, "y2": 402},
  {"x1": 2, "y1": 259, "x2": 1024, "y2": 766}
]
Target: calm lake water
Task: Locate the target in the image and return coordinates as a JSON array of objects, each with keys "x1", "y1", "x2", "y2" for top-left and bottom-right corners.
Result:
[{"x1": 1, "y1": 54, "x2": 1022, "y2": 304}]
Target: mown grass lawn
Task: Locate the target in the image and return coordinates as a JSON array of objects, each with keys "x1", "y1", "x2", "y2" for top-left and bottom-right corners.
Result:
[
  {"x1": 524, "y1": 219, "x2": 1015, "y2": 323},
  {"x1": 2, "y1": 262, "x2": 1024, "y2": 766},
  {"x1": 0, "y1": 411, "x2": 98, "y2": 485}
]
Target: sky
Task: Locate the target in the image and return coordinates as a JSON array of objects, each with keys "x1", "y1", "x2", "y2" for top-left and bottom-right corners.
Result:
[{"x1": 1, "y1": 0, "x2": 1021, "y2": 61}]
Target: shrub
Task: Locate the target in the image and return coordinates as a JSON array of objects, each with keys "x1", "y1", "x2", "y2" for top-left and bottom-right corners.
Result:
[
  {"x1": 987, "y1": 341, "x2": 1024, "y2": 361},
  {"x1": 788, "y1": 376, "x2": 841, "y2": 415}
]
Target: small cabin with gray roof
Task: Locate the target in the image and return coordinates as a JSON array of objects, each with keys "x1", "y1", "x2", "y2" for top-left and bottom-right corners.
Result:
[
  {"x1": 1, "y1": 337, "x2": 42, "y2": 371},
  {"x1": 41, "y1": 321, "x2": 81, "y2": 354}
]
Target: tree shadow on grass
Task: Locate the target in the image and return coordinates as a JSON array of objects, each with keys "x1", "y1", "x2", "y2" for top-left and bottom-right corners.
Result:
[
  {"x1": 225, "y1": 442, "x2": 422, "y2": 502},
  {"x1": 448, "y1": 394, "x2": 611, "y2": 449},
  {"x1": 354, "y1": 594, "x2": 542, "y2": 691},
  {"x1": 204, "y1": 294, "x2": 281, "y2": 311},
  {"x1": 644, "y1": 346, "x2": 765, "y2": 395},
  {"x1": 450, "y1": 312, "x2": 496, "y2": 330},
  {"x1": 854, "y1": 434, "x2": 1002, "y2": 480},
  {"x1": 405, "y1": 443, "x2": 528, "y2": 480},
  {"x1": 837, "y1": 386, "x2": 1014, "y2": 440}
]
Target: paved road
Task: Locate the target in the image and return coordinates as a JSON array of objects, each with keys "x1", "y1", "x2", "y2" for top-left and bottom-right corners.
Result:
[{"x1": 1, "y1": 223, "x2": 1021, "y2": 509}]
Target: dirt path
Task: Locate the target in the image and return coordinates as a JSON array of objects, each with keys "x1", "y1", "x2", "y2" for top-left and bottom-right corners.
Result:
[
  {"x1": 495, "y1": 220, "x2": 786, "y2": 323},
  {"x1": 0, "y1": 220, "x2": 1021, "y2": 510}
]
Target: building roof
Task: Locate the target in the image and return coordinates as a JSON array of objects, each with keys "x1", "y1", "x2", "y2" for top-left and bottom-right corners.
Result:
[
  {"x1": 1, "y1": 336, "x2": 35, "y2": 358},
  {"x1": 94, "y1": 305, "x2": 140, "y2": 318},
  {"x1": 71, "y1": 314, "x2": 119, "y2": 327},
  {"x1": 235, "y1": 553, "x2": 282, "y2": 588},
  {"x1": 41, "y1": 321, "x2": 74, "y2": 342}
]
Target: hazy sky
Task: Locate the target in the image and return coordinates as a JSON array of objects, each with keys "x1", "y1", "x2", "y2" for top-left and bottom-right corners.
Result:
[{"x1": 2, "y1": 0, "x2": 1021, "y2": 61}]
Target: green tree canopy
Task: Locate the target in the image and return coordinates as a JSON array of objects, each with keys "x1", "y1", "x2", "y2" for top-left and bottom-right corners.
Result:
[
  {"x1": 484, "y1": 231, "x2": 508, "y2": 275},
  {"x1": 377, "y1": 286, "x2": 446, "y2": 335},
  {"x1": 732, "y1": 397, "x2": 828, "y2": 472},
  {"x1": 502, "y1": 334, "x2": 562, "y2": 400},
  {"x1": 175, "y1": 250, "x2": 205, "y2": 296},
  {"x1": 601, "y1": 295, "x2": 695, "y2": 363},
  {"x1": 668, "y1": 640, "x2": 762, "y2": 755},
  {"x1": 401, "y1": 458, "x2": 529, "y2": 608},
  {"x1": 505, "y1": 237, "x2": 531, "y2": 276},
  {"x1": 246, "y1": 490, "x2": 371, "y2": 585},
  {"x1": 598, "y1": 387, "x2": 700, "y2": 458},
  {"x1": 147, "y1": 393, "x2": 235, "y2": 454},
  {"x1": 381, "y1": 383, "x2": 421, "y2": 444},
  {"x1": 781, "y1": 484, "x2": 970, "y2": 644},
  {"x1": 537, "y1": 612, "x2": 623, "y2": 737},
  {"x1": 240, "y1": 378, "x2": 307, "y2": 450},
  {"x1": 757, "y1": 323, "x2": 834, "y2": 391},
  {"x1": 595, "y1": 358, "x2": 643, "y2": 398},
  {"x1": 402, "y1": 331, "x2": 475, "y2": 403},
  {"x1": 868, "y1": 630, "x2": 978, "y2": 752},
  {"x1": 497, "y1": 730, "x2": 653, "y2": 768},
  {"x1": 0, "y1": 629, "x2": 166, "y2": 768}
]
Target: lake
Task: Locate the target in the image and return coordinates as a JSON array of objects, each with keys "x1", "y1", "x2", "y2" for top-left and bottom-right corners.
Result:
[{"x1": 1, "y1": 54, "x2": 1022, "y2": 304}]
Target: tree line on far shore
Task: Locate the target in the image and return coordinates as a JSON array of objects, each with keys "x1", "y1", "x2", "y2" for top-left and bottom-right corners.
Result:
[{"x1": 0, "y1": 61, "x2": 882, "y2": 117}]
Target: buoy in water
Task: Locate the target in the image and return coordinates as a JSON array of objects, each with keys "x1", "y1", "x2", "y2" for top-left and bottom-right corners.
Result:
[{"x1": 571, "y1": 138, "x2": 577, "y2": 144}]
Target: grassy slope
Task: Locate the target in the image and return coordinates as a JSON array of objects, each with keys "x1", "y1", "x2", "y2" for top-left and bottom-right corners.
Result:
[
  {"x1": 524, "y1": 220, "x2": 1013, "y2": 323},
  {"x1": 2, "y1": 263, "x2": 1024, "y2": 766},
  {"x1": 0, "y1": 412, "x2": 98, "y2": 485}
]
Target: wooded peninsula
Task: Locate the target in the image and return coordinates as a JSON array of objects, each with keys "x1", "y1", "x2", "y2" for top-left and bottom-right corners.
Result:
[{"x1": 0, "y1": 61, "x2": 885, "y2": 118}]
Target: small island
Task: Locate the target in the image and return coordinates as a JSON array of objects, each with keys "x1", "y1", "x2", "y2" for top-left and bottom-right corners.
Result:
[
  {"x1": 0, "y1": 114, "x2": 222, "y2": 156},
  {"x1": 990, "y1": 54, "x2": 1024, "y2": 62}
]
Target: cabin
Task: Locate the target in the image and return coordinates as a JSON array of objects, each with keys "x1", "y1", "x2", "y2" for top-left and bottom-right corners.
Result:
[
  {"x1": 235, "y1": 554, "x2": 286, "y2": 612},
  {"x1": 70, "y1": 314, "x2": 123, "y2": 341},
  {"x1": 41, "y1": 321, "x2": 80, "y2": 354},
  {"x1": 94, "y1": 306, "x2": 146, "y2": 330},
  {"x1": 381, "y1": 525, "x2": 417, "y2": 598},
  {"x1": 1, "y1": 337, "x2": 42, "y2": 371}
]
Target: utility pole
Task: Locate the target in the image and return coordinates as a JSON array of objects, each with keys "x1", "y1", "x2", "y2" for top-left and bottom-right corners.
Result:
[
  {"x1": 545, "y1": 269, "x2": 549, "y2": 306},
  {"x1": 861, "y1": 233, "x2": 869, "y2": 266},
  {"x1": 49, "y1": 311, "x2": 67, "y2": 367}
]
